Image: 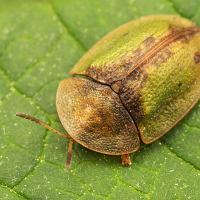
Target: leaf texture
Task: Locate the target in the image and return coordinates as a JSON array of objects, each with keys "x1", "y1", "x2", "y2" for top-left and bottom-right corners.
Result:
[{"x1": 0, "y1": 0, "x2": 200, "y2": 199}]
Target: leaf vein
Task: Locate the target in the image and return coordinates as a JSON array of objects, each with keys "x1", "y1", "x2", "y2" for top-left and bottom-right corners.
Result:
[
  {"x1": 0, "y1": 182, "x2": 29, "y2": 200},
  {"x1": 49, "y1": 0, "x2": 87, "y2": 51},
  {"x1": 13, "y1": 129, "x2": 48, "y2": 188},
  {"x1": 164, "y1": 143, "x2": 200, "y2": 171}
]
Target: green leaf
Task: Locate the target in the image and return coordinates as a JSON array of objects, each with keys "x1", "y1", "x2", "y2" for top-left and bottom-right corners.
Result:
[{"x1": 0, "y1": 0, "x2": 200, "y2": 199}]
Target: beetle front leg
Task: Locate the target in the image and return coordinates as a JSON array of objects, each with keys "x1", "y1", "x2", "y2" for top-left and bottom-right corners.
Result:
[
  {"x1": 121, "y1": 154, "x2": 132, "y2": 166},
  {"x1": 65, "y1": 139, "x2": 74, "y2": 169}
]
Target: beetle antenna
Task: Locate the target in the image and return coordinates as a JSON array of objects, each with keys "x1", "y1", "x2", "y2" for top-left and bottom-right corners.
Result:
[{"x1": 16, "y1": 112, "x2": 71, "y2": 139}]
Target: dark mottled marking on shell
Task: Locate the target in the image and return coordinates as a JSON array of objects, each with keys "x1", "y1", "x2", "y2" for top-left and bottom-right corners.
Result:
[
  {"x1": 149, "y1": 48, "x2": 174, "y2": 66},
  {"x1": 125, "y1": 27, "x2": 200, "y2": 79},
  {"x1": 85, "y1": 27, "x2": 199, "y2": 88},
  {"x1": 194, "y1": 52, "x2": 200, "y2": 64},
  {"x1": 119, "y1": 69, "x2": 147, "y2": 122},
  {"x1": 85, "y1": 36, "x2": 157, "y2": 85}
]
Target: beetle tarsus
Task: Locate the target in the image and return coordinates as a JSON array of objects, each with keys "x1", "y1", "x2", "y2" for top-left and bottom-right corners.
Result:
[{"x1": 121, "y1": 154, "x2": 132, "y2": 166}]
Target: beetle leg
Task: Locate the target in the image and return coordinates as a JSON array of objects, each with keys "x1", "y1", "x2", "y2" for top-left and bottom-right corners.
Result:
[
  {"x1": 66, "y1": 139, "x2": 74, "y2": 169},
  {"x1": 121, "y1": 154, "x2": 132, "y2": 166}
]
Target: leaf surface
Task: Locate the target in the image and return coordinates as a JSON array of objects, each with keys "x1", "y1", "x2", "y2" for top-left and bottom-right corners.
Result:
[{"x1": 0, "y1": 0, "x2": 200, "y2": 199}]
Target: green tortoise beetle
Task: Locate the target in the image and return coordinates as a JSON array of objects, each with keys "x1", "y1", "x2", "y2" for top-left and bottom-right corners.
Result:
[{"x1": 17, "y1": 15, "x2": 200, "y2": 167}]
